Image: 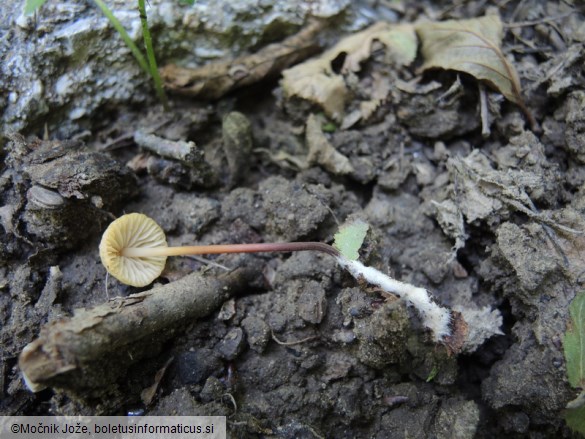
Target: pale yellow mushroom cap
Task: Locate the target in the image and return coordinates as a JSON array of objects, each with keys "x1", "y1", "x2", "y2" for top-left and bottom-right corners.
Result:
[{"x1": 99, "y1": 213, "x2": 168, "y2": 287}]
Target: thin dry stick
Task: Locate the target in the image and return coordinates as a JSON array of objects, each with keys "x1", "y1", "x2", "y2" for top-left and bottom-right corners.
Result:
[
  {"x1": 19, "y1": 266, "x2": 258, "y2": 392},
  {"x1": 160, "y1": 19, "x2": 327, "y2": 99},
  {"x1": 105, "y1": 272, "x2": 110, "y2": 300},
  {"x1": 504, "y1": 11, "x2": 575, "y2": 28},
  {"x1": 133, "y1": 130, "x2": 202, "y2": 164},
  {"x1": 185, "y1": 255, "x2": 230, "y2": 271},
  {"x1": 271, "y1": 330, "x2": 319, "y2": 346},
  {"x1": 222, "y1": 393, "x2": 238, "y2": 415},
  {"x1": 479, "y1": 83, "x2": 491, "y2": 138}
]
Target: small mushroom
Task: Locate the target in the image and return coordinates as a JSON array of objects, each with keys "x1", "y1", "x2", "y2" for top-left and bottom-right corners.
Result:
[
  {"x1": 99, "y1": 213, "x2": 339, "y2": 287},
  {"x1": 99, "y1": 213, "x2": 168, "y2": 287},
  {"x1": 99, "y1": 214, "x2": 459, "y2": 345}
]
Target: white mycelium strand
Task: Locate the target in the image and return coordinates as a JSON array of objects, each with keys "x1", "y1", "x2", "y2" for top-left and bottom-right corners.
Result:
[{"x1": 337, "y1": 257, "x2": 452, "y2": 341}]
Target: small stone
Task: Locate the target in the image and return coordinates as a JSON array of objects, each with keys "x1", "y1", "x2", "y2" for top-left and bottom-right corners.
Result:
[
  {"x1": 300, "y1": 353, "x2": 323, "y2": 370},
  {"x1": 200, "y1": 376, "x2": 224, "y2": 403},
  {"x1": 322, "y1": 352, "x2": 355, "y2": 383},
  {"x1": 215, "y1": 328, "x2": 246, "y2": 360},
  {"x1": 433, "y1": 399, "x2": 480, "y2": 439},
  {"x1": 331, "y1": 329, "x2": 356, "y2": 344},
  {"x1": 297, "y1": 280, "x2": 327, "y2": 324},
  {"x1": 241, "y1": 316, "x2": 270, "y2": 353},
  {"x1": 217, "y1": 299, "x2": 236, "y2": 321},
  {"x1": 452, "y1": 261, "x2": 468, "y2": 278},
  {"x1": 176, "y1": 349, "x2": 222, "y2": 385}
]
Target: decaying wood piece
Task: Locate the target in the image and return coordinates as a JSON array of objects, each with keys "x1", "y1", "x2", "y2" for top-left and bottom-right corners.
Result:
[
  {"x1": 19, "y1": 266, "x2": 258, "y2": 392},
  {"x1": 133, "y1": 130, "x2": 204, "y2": 165},
  {"x1": 160, "y1": 19, "x2": 327, "y2": 99}
]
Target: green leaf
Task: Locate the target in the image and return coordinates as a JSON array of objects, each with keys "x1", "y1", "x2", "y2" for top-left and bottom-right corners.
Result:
[
  {"x1": 333, "y1": 220, "x2": 369, "y2": 261},
  {"x1": 426, "y1": 365, "x2": 439, "y2": 382},
  {"x1": 565, "y1": 405, "x2": 585, "y2": 436},
  {"x1": 178, "y1": 0, "x2": 195, "y2": 4},
  {"x1": 564, "y1": 292, "x2": 585, "y2": 388},
  {"x1": 321, "y1": 121, "x2": 337, "y2": 133},
  {"x1": 24, "y1": 0, "x2": 48, "y2": 15}
]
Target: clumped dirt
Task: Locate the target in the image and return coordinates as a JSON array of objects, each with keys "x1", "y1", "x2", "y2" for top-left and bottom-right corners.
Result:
[{"x1": 2, "y1": 2, "x2": 585, "y2": 438}]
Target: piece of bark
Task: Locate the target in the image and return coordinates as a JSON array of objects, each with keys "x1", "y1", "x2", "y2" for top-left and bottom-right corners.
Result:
[
  {"x1": 160, "y1": 19, "x2": 326, "y2": 99},
  {"x1": 133, "y1": 130, "x2": 203, "y2": 165},
  {"x1": 19, "y1": 266, "x2": 258, "y2": 392}
]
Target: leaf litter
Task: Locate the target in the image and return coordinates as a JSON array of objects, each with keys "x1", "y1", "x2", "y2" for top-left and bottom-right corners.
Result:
[
  {"x1": 281, "y1": 14, "x2": 533, "y2": 129},
  {"x1": 416, "y1": 16, "x2": 521, "y2": 105},
  {"x1": 281, "y1": 22, "x2": 417, "y2": 121},
  {"x1": 306, "y1": 114, "x2": 354, "y2": 175}
]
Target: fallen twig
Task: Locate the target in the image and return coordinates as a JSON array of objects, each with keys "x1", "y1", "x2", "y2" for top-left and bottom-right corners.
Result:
[
  {"x1": 504, "y1": 11, "x2": 575, "y2": 28},
  {"x1": 133, "y1": 130, "x2": 203, "y2": 165},
  {"x1": 479, "y1": 83, "x2": 491, "y2": 138},
  {"x1": 19, "y1": 266, "x2": 259, "y2": 392},
  {"x1": 271, "y1": 331, "x2": 319, "y2": 346},
  {"x1": 160, "y1": 19, "x2": 327, "y2": 99}
]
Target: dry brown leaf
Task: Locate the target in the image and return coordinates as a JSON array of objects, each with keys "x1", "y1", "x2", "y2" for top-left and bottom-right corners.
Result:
[
  {"x1": 416, "y1": 15, "x2": 534, "y2": 127},
  {"x1": 283, "y1": 65, "x2": 347, "y2": 121},
  {"x1": 447, "y1": 151, "x2": 503, "y2": 223},
  {"x1": 306, "y1": 114, "x2": 353, "y2": 175},
  {"x1": 282, "y1": 22, "x2": 417, "y2": 121},
  {"x1": 341, "y1": 72, "x2": 392, "y2": 128},
  {"x1": 140, "y1": 357, "x2": 174, "y2": 406},
  {"x1": 431, "y1": 199, "x2": 468, "y2": 254},
  {"x1": 341, "y1": 22, "x2": 418, "y2": 72},
  {"x1": 255, "y1": 148, "x2": 307, "y2": 171}
]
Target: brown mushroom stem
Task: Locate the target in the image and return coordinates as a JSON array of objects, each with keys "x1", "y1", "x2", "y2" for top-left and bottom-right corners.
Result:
[
  {"x1": 99, "y1": 213, "x2": 340, "y2": 287},
  {"x1": 121, "y1": 242, "x2": 340, "y2": 258}
]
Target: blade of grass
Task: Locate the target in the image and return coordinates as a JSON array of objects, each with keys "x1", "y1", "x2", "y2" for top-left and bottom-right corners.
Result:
[
  {"x1": 24, "y1": 0, "x2": 48, "y2": 15},
  {"x1": 92, "y1": 0, "x2": 150, "y2": 76},
  {"x1": 137, "y1": 0, "x2": 169, "y2": 109}
]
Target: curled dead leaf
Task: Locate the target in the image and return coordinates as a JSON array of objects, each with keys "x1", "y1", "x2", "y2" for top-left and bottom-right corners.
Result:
[
  {"x1": 416, "y1": 15, "x2": 536, "y2": 129},
  {"x1": 306, "y1": 114, "x2": 354, "y2": 175},
  {"x1": 282, "y1": 22, "x2": 417, "y2": 121}
]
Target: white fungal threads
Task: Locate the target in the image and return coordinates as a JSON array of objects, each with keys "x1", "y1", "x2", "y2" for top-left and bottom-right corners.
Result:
[{"x1": 337, "y1": 257, "x2": 452, "y2": 341}]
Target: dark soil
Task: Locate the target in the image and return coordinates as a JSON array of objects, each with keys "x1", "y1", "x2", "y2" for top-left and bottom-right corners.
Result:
[{"x1": 2, "y1": 1, "x2": 585, "y2": 438}]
